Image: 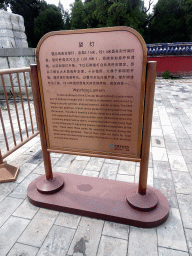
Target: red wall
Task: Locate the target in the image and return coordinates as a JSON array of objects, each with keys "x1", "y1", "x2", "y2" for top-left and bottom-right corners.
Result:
[{"x1": 147, "y1": 56, "x2": 192, "y2": 73}]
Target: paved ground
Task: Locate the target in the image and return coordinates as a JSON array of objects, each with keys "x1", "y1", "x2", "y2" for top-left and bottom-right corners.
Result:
[{"x1": 0, "y1": 78, "x2": 192, "y2": 256}]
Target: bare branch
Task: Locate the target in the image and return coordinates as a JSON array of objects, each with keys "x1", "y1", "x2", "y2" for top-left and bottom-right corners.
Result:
[{"x1": 144, "y1": 0, "x2": 153, "y2": 13}]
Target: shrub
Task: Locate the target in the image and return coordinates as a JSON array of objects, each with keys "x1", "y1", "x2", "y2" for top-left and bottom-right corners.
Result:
[{"x1": 163, "y1": 70, "x2": 171, "y2": 79}]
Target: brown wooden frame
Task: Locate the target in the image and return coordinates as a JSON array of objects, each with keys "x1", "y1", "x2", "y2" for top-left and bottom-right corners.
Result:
[{"x1": 36, "y1": 27, "x2": 147, "y2": 161}]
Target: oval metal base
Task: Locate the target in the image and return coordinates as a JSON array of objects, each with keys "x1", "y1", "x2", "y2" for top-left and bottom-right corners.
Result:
[
  {"x1": 28, "y1": 173, "x2": 169, "y2": 228},
  {"x1": 126, "y1": 186, "x2": 158, "y2": 212},
  {"x1": 36, "y1": 174, "x2": 64, "y2": 194}
]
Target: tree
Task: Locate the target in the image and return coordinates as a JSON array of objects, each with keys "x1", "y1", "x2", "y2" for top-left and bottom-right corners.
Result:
[
  {"x1": 145, "y1": 0, "x2": 189, "y2": 43},
  {"x1": 184, "y1": 0, "x2": 192, "y2": 40},
  {"x1": 71, "y1": 0, "x2": 86, "y2": 29},
  {"x1": 34, "y1": 6, "x2": 64, "y2": 42},
  {"x1": 8, "y1": 0, "x2": 40, "y2": 47},
  {"x1": 0, "y1": 0, "x2": 8, "y2": 9},
  {"x1": 107, "y1": 2, "x2": 127, "y2": 26}
]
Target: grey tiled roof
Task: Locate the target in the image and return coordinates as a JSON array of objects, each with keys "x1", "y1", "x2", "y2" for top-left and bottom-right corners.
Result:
[{"x1": 147, "y1": 42, "x2": 192, "y2": 55}]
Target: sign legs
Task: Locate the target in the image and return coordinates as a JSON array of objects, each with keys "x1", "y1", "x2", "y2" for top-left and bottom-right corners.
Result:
[
  {"x1": 126, "y1": 62, "x2": 158, "y2": 211},
  {"x1": 28, "y1": 62, "x2": 169, "y2": 227},
  {"x1": 30, "y1": 64, "x2": 64, "y2": 194}
]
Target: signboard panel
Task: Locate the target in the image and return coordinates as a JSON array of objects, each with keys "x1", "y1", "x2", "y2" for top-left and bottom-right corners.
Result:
[{"x1": 36, "y1": 27, "x2": 147, "y2": 159}]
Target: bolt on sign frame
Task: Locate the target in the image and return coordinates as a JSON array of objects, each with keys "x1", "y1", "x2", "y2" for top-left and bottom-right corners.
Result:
[{"x1": 28, "y1": 27, "x2": 169, "y2": 228}]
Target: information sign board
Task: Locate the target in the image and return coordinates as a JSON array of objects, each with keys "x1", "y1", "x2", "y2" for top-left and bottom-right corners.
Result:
[{"x1": 36, "y1": 27, "x2": 147, "y2": 159}]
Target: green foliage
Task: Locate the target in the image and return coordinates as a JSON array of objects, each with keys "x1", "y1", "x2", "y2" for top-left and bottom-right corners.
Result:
[
  {"x1": 34, "y1": 7, "x2": 64, "y2": 42},
  {"x1": 71, "y1": 0, "x2": 86, "y2": 29},
  {"x1": 0, "y1": 0, "x2": 8, "y2": 10},
  {"x1": 107, "y1": 3, "x2": 127, "y2": 26},
  {"x1": 8, "y1": 0, "x2": 40, "y2": 47},
  {"x1": 163, "y1": 70, "x2": 171, "y2": 79},
  {"x1": 145, "y1": 0, "x2": 189, "y2": 43}
]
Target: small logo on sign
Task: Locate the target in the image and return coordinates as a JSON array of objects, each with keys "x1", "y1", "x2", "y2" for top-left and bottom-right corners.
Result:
[{"x1": 109, "y1": 144, "x2": 114, "y2": 149}]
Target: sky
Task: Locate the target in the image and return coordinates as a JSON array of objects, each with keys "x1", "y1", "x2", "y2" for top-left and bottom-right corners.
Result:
[{"x1": 46, "y1": 0, "x2": 158, "y2": 12}]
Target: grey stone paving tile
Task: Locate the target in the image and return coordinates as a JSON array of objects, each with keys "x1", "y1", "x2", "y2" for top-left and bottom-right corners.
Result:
[
  {"x1": 53, "y1": 154, "x2": 76, "y2": 168},
  {"x1": 178, "y1": 194, "x2": 192, "y2": 229},
  {"x1": 40, "y1": 157, "x2": 61, "y2": 167},
  {"x1": 0, "y1": 216, "x2": 30, "y2": 256},
  {"x1": 153, "y1": 160, "x2": 172, "y2": 180},
  {"x1": 169, "y1": 154, "x2": 188, "y2": 172},
  {"x1": 50, "y1": 152, "x2": 63, "y2": 158},
  {"x1": 184, "y1": 125, "x2": 192, "y2": 135},
  {"x1": 68, "y1": 217, "x2": 104, "y2": 256},
  {"x1": 158, "y1": 247, "x2": 189, "y2": 256},
  {"x1": 164, "y1": 133, "x2": 178, "y2": 144},
  {"x1": 23, "y1": 142, "x2": 41, "y2": 155},
  {"x1": 157, "y1": 208, "x2": 188, "y2": 251},
  {"x1": 152, "y1": 121, "x2": 161, "y2": 129},
  {"x1": 134, "y1": 166, "x2": 140, "y2": 183},
  {"x1": 97, "y1": 235, "x2": 127, "y2": 256},
  {"x1": 151, "y1": 136, "x2": 165, "y2": 147},
  {"x1": 152, "y1": 147, "x2": 168, "y2": 161},
  {"x1": 85, "y1": 157, "x2": 104, "y2": 172},
  {"x1": 66, "y1": 160, "x2": 88, "y2": 175},
  {"x1": 148, "y1": 152, "x2": 153, "y2": 168},
  {"x1": 55, "y1": 212, "x2": 81, "y2": 229},
  {"x1": 9, "y1": 173, "x2": 40, "y2": 199},
  {"x1": 102, "y1": 221, "x2": 129, "y2": 240},
  {"x1": 116, "y1": 174, "x2": 134, "y2": 183},
  {"x1": 8, "y1": 154, "x2": 32, "y2": 167},
  {"x1": 159, "y1": 114, "x2": 171, "y2": 126},
  {"x1": 153, "y1": 179, "x2": 178, "y2": 208},
  {"x1": 12, "y1": 198, "x2": 39, "y2": 219},
  {"x1": 147, "y1": 167, "x2": 154, "y2": 187},
  {"x1": 16, "y1": 163, "x2": 38, "y2": 183},
  {"x1": 172, "y1": 171, "x2": 192, "y2": 194},
  {"x1": 169, "y1": 117, "x2": 183, "y2": 128},
  {"x1": 27, "y1": 150, "x2": 43, "y2": 165},
  {"x1": 118, "y1": 161, "x2": 136, "y2": 175},
  {"x1": 76, "y1": 155, "x2": 90, "y2": 161},
  {"x1": 7, "y1": 243, "x2": 39, "y2": 256},
  {"x1": 37, "y1": 225, "x2": 75, "y2": 256},
  {"x1": 18, "y1": 208, "x2": 59, "y2": 247},
  {"x1": 0, "y1": 197, "x2": 23, "y2": 227},
  {"x1": 182, "y1": 150, "x2": 192, "y2": 164},
  {"x1": 52, "y1": 166, "x2": 69, "y2": 174},
  {"x1": 178, "y1": 138, "x2": 192, "y2": 150},
  {"x1": 128, "y1": 226, "x2": 158, "y2": 256},
  {"x1": 104, "y1": 158, "x2": 120, "y2": 164},
  {"x1": 185, "y1": 228, "x2": 192, "y2": 256},
  {"x1": 173, "y1": 128, "x2": 189, "y2": 139},
  {"x1": 82, "y1": 170, "x2": 99, "y2": 177},
  {"x1": 99, "y1": 163, "x2": 118, "y2": 180},
  {"x1": 0, "y1": 182, "x2": 18, "y2": 202},
  {"x1": 5, "y1": 146, "x2": 30, "y2": 163},
  {"x1": 166, "y1": 142, "x2": 182, "y2": 156},
  {"x1": 151, "y1": 128, "x2": 163, "y2": 136},
  {"x1": 32, "y1": 165, "x2": 47, "y2": 175},
  {"x1": 162, "y1": 125, "x2": 174, "y2": 134}
]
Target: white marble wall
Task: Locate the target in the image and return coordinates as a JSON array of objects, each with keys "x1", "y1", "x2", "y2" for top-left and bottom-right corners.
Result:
[{"x1": 0, "y1": 10, "x2": 28, "y2": 48}]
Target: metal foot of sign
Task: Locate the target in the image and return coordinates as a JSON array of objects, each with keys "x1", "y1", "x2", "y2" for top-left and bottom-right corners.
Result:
[
  {"x1": 28, "y1": 173, "x2": 169, "y2": 228},
  {"x1": 0, "y1": 161, "x2": 20, "y2": 183}
]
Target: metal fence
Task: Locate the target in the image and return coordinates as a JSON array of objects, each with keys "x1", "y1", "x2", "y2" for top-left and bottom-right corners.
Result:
[{"x1": 0, "y1": 67, "x2": 39, "y2": 182}]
